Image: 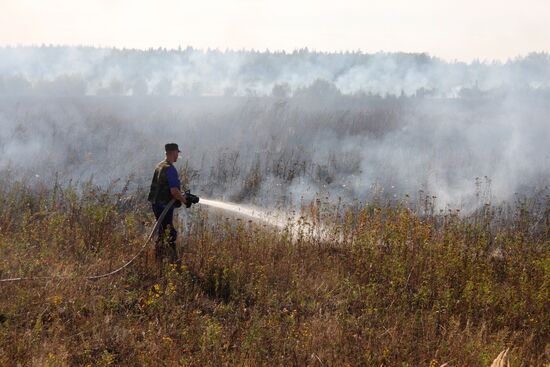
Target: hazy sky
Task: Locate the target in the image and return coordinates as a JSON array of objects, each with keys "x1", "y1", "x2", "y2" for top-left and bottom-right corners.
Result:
[{"x1": 1, "y1": 0, "x2": 548, "y2": 61}]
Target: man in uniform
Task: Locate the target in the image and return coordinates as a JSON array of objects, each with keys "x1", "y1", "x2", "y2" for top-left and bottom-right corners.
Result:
[{"x1": 148, "y1": 143, "x2": 188, "y2": 263}]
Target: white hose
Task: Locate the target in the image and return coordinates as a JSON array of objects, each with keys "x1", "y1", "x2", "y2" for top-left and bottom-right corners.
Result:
[{"x1": 0, "y1": 199, "x2": 176, "y2": 283}]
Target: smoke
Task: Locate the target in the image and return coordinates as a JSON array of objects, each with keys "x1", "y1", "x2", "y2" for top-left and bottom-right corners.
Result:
[
  {"x1": 2, "y1": 47, "x2": 550, "y2": 97},
  {"x1": 1, "y1": 46, "x2": 549, "y2": 210}
]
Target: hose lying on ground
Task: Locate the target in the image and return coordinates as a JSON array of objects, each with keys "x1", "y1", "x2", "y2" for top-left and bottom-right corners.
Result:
[{"x1": 0, "y1": 199, "x2": 175, "y2": 283}]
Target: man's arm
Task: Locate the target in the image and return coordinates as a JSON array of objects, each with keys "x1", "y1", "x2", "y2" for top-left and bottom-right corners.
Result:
[
  {"x1": 166, "y1": 165, "x2": 187, "y2": 205},
  {"x1": 170, "y1": 187, "x2": 187, "y2": 205}
]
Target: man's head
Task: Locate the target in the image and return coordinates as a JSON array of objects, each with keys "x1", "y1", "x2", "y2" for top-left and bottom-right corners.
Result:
[{"x1": 165, "y1": 143, "x2": 181, "y2": 163}]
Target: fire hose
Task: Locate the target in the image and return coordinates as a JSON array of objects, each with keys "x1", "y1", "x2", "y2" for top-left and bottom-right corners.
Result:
[{"x1": 0, "y1": 199, "x2": 177, "y2": 283}]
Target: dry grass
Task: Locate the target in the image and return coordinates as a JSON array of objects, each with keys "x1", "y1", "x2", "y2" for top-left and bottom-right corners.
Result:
[{"x1": 0, "y1": 181, "x2": 549, "y2": 366}]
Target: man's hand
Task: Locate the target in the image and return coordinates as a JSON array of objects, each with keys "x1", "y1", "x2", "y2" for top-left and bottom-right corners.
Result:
[{"x1": 170, "y1": 187, "x2": 187, "y2": 206}]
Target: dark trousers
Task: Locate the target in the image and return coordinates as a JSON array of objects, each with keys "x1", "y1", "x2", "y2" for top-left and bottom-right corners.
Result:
[{"x1": 152, "y1": 203, "x2": 177, "y2": 262}]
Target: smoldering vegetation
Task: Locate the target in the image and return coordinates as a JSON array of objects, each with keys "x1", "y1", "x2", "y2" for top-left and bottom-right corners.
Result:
[{"x1": 1, "y1": 46, "x2": 550, "y2": 211}]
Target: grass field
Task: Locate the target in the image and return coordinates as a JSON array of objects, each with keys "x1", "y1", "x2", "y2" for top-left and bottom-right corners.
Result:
[{"x1": 0, "y1": 181, "x2": 549, "y2": 366}]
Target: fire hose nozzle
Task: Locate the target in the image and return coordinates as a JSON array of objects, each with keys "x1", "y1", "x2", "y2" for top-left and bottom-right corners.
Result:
[{"x1": 184, "y1": 190, "x2": 200, "y2": 208}]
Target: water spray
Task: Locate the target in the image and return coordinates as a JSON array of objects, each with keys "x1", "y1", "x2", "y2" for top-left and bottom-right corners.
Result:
[
  {"x1": 198, "y1": 198, "x2": 339, "y2": 243},
  {"x1": 199, "y1": 198, "x2": 290, "y2": 228}
]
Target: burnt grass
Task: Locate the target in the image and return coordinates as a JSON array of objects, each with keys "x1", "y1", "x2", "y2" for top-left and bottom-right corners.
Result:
[{"x1": 0, "y1": 182, "x2": 549, "y2": 366}]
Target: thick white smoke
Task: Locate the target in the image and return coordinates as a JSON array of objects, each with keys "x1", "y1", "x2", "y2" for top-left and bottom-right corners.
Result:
[
  {"x1": 1, "y1": 47, "x2": 549, "y2": 211},
  {"x1": 1, "y1": 47, "x2": 550, "y2": 97}
]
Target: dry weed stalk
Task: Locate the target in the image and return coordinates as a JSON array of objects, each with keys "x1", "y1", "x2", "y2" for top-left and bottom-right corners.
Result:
[{"x1": 490, "y1": 348, "x2": 510, "y2": 367}]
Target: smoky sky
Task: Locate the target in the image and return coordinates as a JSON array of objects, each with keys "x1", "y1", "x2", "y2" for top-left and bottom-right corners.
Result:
[{"x1": 1, "y1": 47, "x2": 549, "y2": 210}]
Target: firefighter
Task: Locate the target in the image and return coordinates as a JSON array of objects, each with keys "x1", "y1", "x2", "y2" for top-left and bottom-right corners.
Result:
[{"x1": 148, "y1": 143, "x2": 188, "y2": 263}]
